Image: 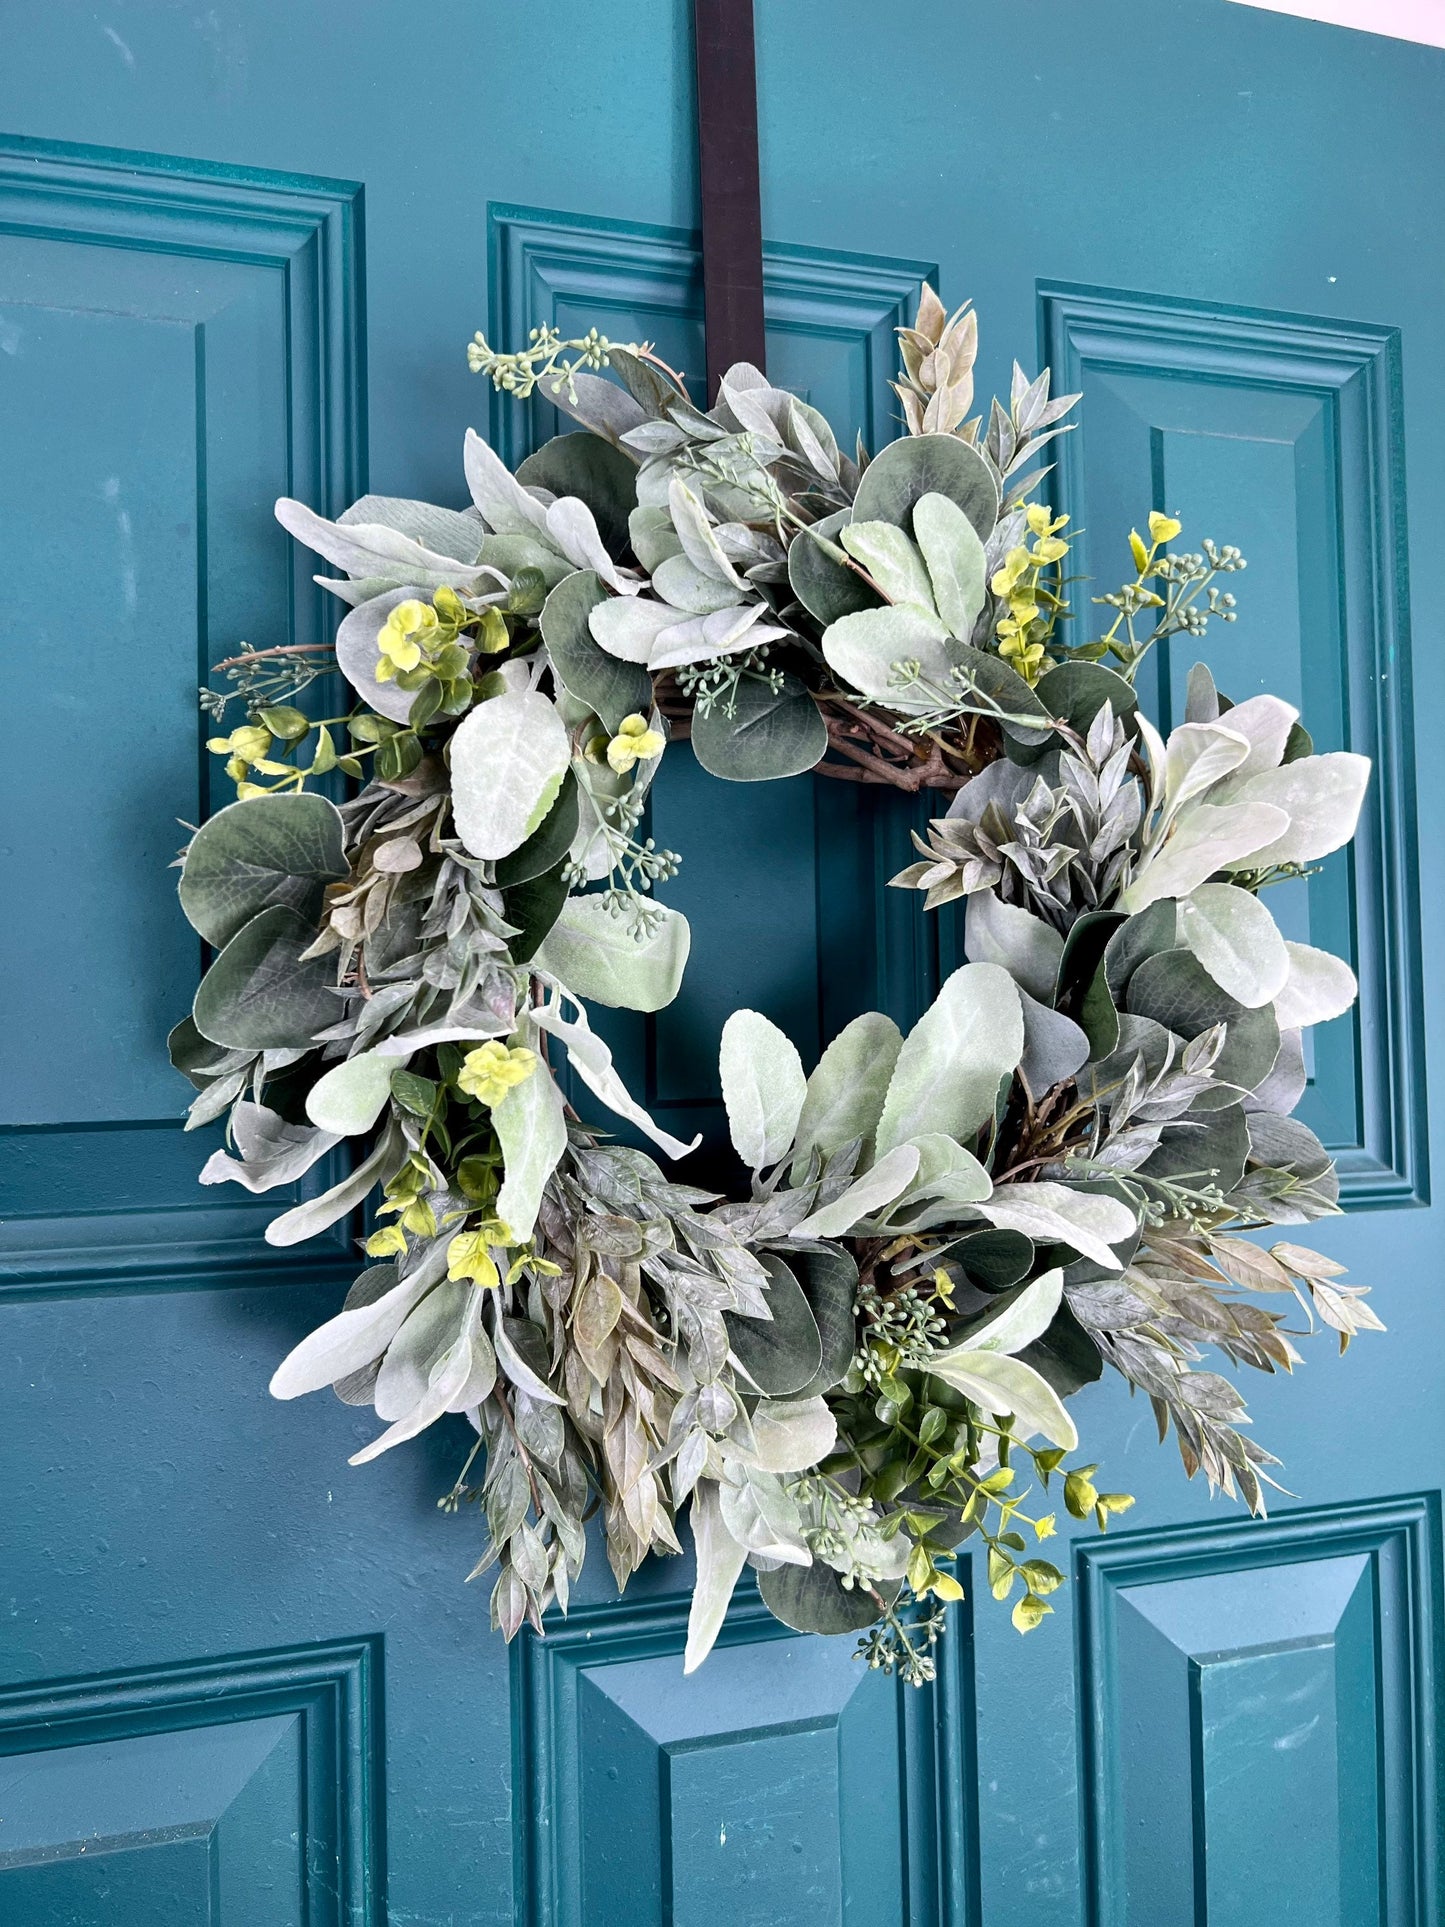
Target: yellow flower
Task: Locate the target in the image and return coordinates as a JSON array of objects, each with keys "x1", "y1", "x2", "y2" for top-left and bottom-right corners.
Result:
[
  {"x1": 990, "y1": 546, "x2": 1031, "y2": 597},
  {"x1": 457, "y1": 1039, "x2": 538, "y2": 1107},
  {"x1": 1030, "y1": 535, "x2": 1069, "y2": 565},
  {"x1": 582, "y1": 731, "x2": 610, "y2": 765},
  {"x1": 446, "y1": 1230, "x2": 502, "y2": 1289},
  {"x1": 1147, "y1": 510, "x2": 1182, "y2": 545},
  {"x1": 376, "y1": 598, "x2": 438, "y2": 679},
  {"x1": 207, "y1": 723, "x2": 273, "y2": 766},
  {"x1": 1026, "y1": 504, "x2": 1068, "y2": 538},
  {"x1": 999, "y1": 634, "x2": 1047, "y2": 683},
  {"x1": 1128, "y1": 529, "x2": 1149, "y2": 573},
  {"x1": 606, "y1": 712, "x2": 666, "y2": 773}
]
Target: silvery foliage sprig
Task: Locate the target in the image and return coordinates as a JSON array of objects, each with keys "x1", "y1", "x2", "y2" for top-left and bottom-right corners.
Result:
[{"x1": 894, "y1": 702, "x2": 1141, "y2": 922}]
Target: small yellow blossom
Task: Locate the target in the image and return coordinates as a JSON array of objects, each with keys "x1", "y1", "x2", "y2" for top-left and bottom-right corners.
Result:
[
  {"x1": 1129, "y1": 529, "x2": 1149, "y2": 573},
  {"x1": 1147, "y1": 510, "x2": 1182, "y2": 545},
  {"x1": 990, "y1": 546, "x2": 1031, "y2": 597},
  {"x1": 1030, "y1": 535, "x2": 1069, "y2": 565},
  {"x1": 999, "y1": 633, "x2": 1047, "y2": 683},
  {"x1": 376, "y1": 598, "x2": 439, "y2": 679},
  {"x1": 207, "y1": 723, "x2": 273, "y2": 766},
  {"x1": 606, "y1": 712, "x2": 666, "y2": 774},
  {"x1": 1026, "y1": 504, "x2": 1069, "y2": 538},
  {"x1": 457, "y1": 1039, "x2": 538, "y2": 1106}
]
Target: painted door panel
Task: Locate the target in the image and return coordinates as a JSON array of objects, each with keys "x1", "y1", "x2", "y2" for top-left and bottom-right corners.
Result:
[{"x1": 0, "y1": 4, "x2": 1440, "y2": 1924}]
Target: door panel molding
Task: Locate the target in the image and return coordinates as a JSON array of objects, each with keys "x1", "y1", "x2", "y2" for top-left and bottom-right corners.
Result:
[
  {"x1": 1041, "y1": 282, "x2": 1426, "y2": 1209},
  {"x1": 0, "y1": 136, "x2": 366, "y2": 1298},
  {"x1": 1077, "y1": 1494, "x2": 1441, "y2": 1926},
  {"x1": 512, "y1": 1584, "x2": 979, "y2": 1925},
  {"x1": 0, "y1": 1636, "x2": 385, "y2": 1924}
]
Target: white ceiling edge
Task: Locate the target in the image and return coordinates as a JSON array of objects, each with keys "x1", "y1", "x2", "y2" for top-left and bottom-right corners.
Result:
[{"x1": 1227, "y1": 0, "x2": 1445, "y2": 46}]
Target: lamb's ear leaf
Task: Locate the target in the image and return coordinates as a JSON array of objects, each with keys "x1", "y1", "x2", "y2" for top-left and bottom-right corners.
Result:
[
  {"x1": 724, "y1": 1253, "x2": 823, "y2": 1396},
  {"x1": 925, "y1": 1349, "x2": 1078, "y2": 1450},
  {"x1": 790, "y1": 1011, "x2": 903, "y2": 1179},
  {"x1": 719, "y1": 1010, "x2": 807, "y2": 1170},
  {"x1": 691, "y1": 672, "x2": 828, "y2": 781},
  {"x1": 450, "y1": 690, "x2": 570, "y2": 861},
  {"x1": 875, "y1": 963, "x2": 1024, "y2": 1154},
  {"x1": 539, "y1": 569, "x2": 652, "y2": 732},
  {"x1": 684, "y1": 1483, "x2": 750, "y2": 1673},
  {"x1": 516, "y1": 433, "x2": 637, "y2": 553},
  {"x1": 757, "y1": 1559, "x2": 901, "y2": 1635}
]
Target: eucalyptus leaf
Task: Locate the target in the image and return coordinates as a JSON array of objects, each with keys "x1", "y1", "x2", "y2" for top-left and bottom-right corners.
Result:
[
  {"x1": 851, "y1": 432, "x2": 1000, "y2": 541},
  {"x1": 502, "y1": 862, "x2": 571, "y2": 963},
  {"x1": 789, "y1": 1247, "x2": 859, "y2": 1399},
  {"x1": 725, "y1": 1253, "x2": 823, "y2": 1397},
  {"x1": 691, "y1": 673, "x2": 828, "y2": 781},
  {"x1": 540, "y1": 569, "x2": 652, "y2": 733},
  {"x1": 1274, "y1": 941, "x2": 1358, "y2": 1029},
  {"x1": 787, "y1": 509, "x2": 880, "y2": 625},
  {"x1": 179, "y1": 793, "x2": 347, "y2": 948},
  {"x1": 494, "y1": 771, "x2": 580, "y2": 888},
  {"x1": 517, "y1": 432, "x2": 637, "y2": 553},
  {"x1": 757, "y1": 1558, "x2": 900, "y2": 1635},
  {"x1": 964, "y1": 890, "x2": 1062, "y2": 1003},
  {"x1": 192, "y1": 905, "x2": 337, "y2": 1052},
  {"x1": 534, "y1": 897, "x2": 691, "y2": 1012}
]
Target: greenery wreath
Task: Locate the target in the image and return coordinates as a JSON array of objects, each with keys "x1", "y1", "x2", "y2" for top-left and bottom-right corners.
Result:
[{"x1": 173, "y1": 287, "x2": 1379, "y2": 1682}]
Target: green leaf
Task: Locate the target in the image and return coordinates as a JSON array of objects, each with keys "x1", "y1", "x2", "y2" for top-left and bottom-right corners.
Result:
[
  {"x1": 1274, "y1": 941, "x2": 1358, "y2": 1029},
  {"x1": 1030, "y1": 661, "x2": 1138, "y2": 739},
  {"x1": 839, "y1": 519, "x2": 937, "y2": 609},
  {"x1": 449, "y1": 689, "x2": 571, "y2": 860},
  {"x1": 757, "y1": 1558, "x2": 900, "y2": 1635},
  {"x1": 1177, "y1": 882, "x2": 1289, "y2": 1008},
  {"x1": 719, "y1": 1009, "x2": 807, "y2": 1170},
  {"x1": 942, "y1": 1267, "x2": 1064, "y2": 1357},
  {"x1": 1125, "y1": 949, "x2": 1280, "y2": 1109},
  {"x1": 790, "y1": 1142, "x2": 921, "y2": 1239},
  {"x1": 501, "y1": 861, "x2": 571, "y2": 964},
  {"x1": 179, "y1": 793, "x2": 348, "y2": 948},
  {"x1": 493, "y1": 1025, "x2": 568, "y2": 1241},
  {"x1": 875, "y1": 963, "x2": 1024, "y2": 1155},
  {"x1": 789, "y1": 1247, "x2": 859, "y2": 1399},
  {"x1": 725, "y1": 1253, "x2": 823, "y2": 1397},
  {"x1": 192, "y1": 904, "x2": 337, "y2": 1052},
  {"x1": 787, "y1": 508, "x2": 880, "y2": 625},
  {"x1": 389, "y1": 1070, "x2": 438, "y2": 1118},
  {"x1": 913, "y1": 490, "x2": 988, "y2": 639},
  {"x1": 790, "y1": 1011, "x2": 903, "y2": 1177},
  {"x1": 851, "y1": 432, "x2": 1000, "y2": 542},
  {"x1": 690, "y1": 672, "x2": 828, "y2": 781},
  {"x1": 494, "y1": 771, "x2": 580, "y2": 888},
  {"x1": 540, "y1": 569, "x2": 652, "y2": 733},
  {"x1": 821, "y1": 601, "x2": 953, "y2": 709},
  {"x1": 305, "y1": 1048, "x2": 397, "y2": 1135},
  {"x1": 926, "y1": 1348, "x2": 1078, "y2": 1450},
  {"x1": 975, "y1": 1182, "x2": 1136, "y2": 1273},
  {"x1": 963, "y1": 891, "x2": 1063, "y2": 1003},
  {"x1": 1143, "y1": 1100, "x2": 1250, "y2": 1193},
  {"x1": 516, "y1": 432, "x2": 637, "y2": 554},
  {"x1": 534, "y1": 896, "x2": 690, "y2": 1011}
]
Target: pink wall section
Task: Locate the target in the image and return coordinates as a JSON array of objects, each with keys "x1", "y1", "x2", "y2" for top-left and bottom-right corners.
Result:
[{"x1": 1228, "y1": 0, "x2": 1445, "y2": 46}]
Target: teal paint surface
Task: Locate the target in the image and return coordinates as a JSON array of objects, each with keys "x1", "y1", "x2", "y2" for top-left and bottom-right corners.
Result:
[{"x1": 1, "y1": 4, "x2": 1443, "y2": 1922}]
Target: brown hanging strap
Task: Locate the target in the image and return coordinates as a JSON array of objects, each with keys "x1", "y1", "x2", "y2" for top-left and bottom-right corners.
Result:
[{"x1": 693, "y1": 0, "x2": 766, "y2": 396}]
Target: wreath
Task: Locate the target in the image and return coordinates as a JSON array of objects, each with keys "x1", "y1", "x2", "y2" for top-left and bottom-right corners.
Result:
[{"x1": 174, "y1": 287, "x2": 1378, "y2": 1682}]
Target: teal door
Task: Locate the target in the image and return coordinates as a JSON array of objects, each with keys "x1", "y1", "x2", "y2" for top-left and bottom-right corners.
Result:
[{"x1": 1, "y1": 3, "x2": 1440, "y2": 1922}]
